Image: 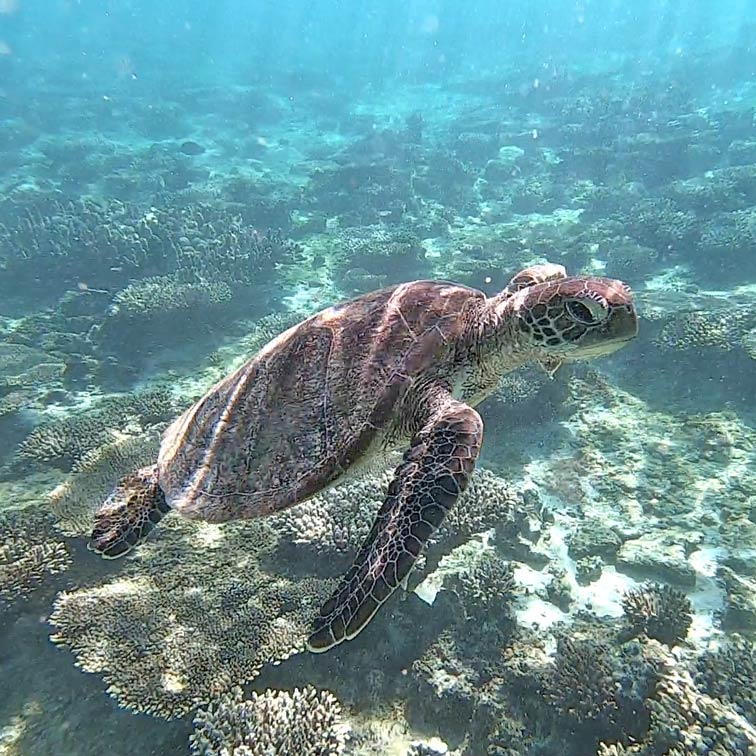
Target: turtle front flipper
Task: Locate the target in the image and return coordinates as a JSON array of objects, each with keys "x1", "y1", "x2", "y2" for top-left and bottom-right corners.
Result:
[
  {"x1": 307, "y1": 391, "x2": 483, "y2": 653},
  {"x1": 88, "y1": 464, "x2": 170, "y2": 559}
]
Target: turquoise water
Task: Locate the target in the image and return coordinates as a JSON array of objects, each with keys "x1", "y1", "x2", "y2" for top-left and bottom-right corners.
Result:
[{"x1": 1, "y1": 2, "x2": 756, "y2": 755}]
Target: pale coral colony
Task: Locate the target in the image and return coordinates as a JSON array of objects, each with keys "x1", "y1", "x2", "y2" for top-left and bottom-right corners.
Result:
[{"x1": 1, "y1": 4, "x2": 756, "y2": 756}]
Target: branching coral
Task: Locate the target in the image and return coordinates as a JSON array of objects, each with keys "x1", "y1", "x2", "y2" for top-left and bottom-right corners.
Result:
[
  {"x1": 622, "y1": 198, "x2": 698, "y2": 251},
  {"x1": 648, "y1": 663, "x2": 756, "y2": 754},
  {"x1": 0, "y1": 509, "x2": 70, "y2": 604},
  {"x1": 0, "y1": 342, "x2": 65, "y2": 389},
  {"x1": 695, "y1": 636, "x2": 756, "y2": 724},
  {"x1": 17, "y1": 388, "x2": 174, "y2": 470},
  {"x1": 17, "y1": 413, "x2": 122, "y2": 469},
  {"x1": 110, "y1": 274, "x2": 233, "y2": 318},
  {"x1": 548, "y1": 637, "x2": 618, "y2": 726},
  {"x1": 329, "y1": 226, "x2": 426, "y2": 286},
  {"x1": 49, "y1": 516, "x2": 335, "y2": 718},
  {"x1": 493, "y1": 367, "x2": 550, "y2": 407},
  {"x1": 454, "y1": 551, "x2": 517, "y2": 620},
  {"x1": 273, "y1": 473, "x2": 387, "y2": 571},
  {"x1": 603, "y1": 237, "x2": 659, "y2": 281},
  {"x1": 0, "y1": 198, "x2": 300, "y2": 299},
  {"x1": 189, "y1": 686, "x2": 349, "y2": 756},
  {"x1": 273, "y1": 468, "x2": 522, "y2": 574},
  {"x1": 622, "y1": 584, "x2": 692, "y2": 646},
  {"x1": 0, "y1": 342, "x2": 65, "y2": 419},
  {"x1": 696, "y1": 208, "x2": 756, "y2": 277},
  {"x1": 443, "y1": 468, "x2": 521, "y2": 542}
]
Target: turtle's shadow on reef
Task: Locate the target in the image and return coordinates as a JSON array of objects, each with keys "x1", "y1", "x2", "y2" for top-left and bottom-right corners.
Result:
[
  {"x1": 0, "y1": 540, "x2": 190, "y2": 756},
  {"x1": 252, "y1": 587, "x2": 454, "y2": 713}
]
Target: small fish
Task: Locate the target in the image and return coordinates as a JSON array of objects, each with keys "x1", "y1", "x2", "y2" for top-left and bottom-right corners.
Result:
[{"x1": 180, "y1": 140, "x2": 205, "y2": 156}]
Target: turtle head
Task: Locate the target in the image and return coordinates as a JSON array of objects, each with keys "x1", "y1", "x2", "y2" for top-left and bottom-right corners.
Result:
[{"x1": 511, "y1": 276, "x2": 638, "y2": 364}]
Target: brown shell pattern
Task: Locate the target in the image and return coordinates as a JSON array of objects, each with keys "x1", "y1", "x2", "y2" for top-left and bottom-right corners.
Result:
[{"x1": 158, "y1": 281, "x2": 484, "y2": 522}]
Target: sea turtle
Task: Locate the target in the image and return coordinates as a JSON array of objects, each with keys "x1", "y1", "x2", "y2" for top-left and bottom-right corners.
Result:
[{"x1": 89, "y1": 263, "x2": 637, "y2": 652}]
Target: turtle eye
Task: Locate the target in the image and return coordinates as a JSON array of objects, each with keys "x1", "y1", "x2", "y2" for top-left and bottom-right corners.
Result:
[{"x1": 565, "y1": 296, "x2": 608, "y2": 325}]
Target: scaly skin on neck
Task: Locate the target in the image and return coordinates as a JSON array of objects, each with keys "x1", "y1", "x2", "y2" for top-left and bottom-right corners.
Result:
[{"x1": 454, "y1": 291, "x2": 538, "y2": 407}]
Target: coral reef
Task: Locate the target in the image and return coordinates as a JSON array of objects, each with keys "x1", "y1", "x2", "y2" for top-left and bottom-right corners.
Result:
[
  {"x1": 695, "y1": 636, "x2": 756, "y2": 724},
  {"x1": 110, "y1": 274, "x2": 233, "y2": 318},
  {"x1": 0, "y1": 199, "x2": 300, "y2": 300},
  {"x1": 407, "y1": 738, "x2": 449, "y2": 756},
  {"x1": 453, "y1": 550, "x2": 517, "y2": 621},
  {"x1": 654, "y1": 305, "x2": 755, "y2": 353},
  {"x1": 621, "y1": 584, "x2": 693, "y2": 646},
  {"x1": 547, "y1": 637, "x2": 619, "y2": 727},
  {"x1": 274, "y1": 468, "x2": 523, "y2": 576},
  {"x1": 3, "y1": 11, "x2": 756, "y2": 755},
  {"x1": 0, "y1": 342, "x2": 66, "y2": 421},
  {"x1": 0, "y1": 509, "x2": 71, "y2": 605},
  {"x1": 49, "y1": 516, "x2": 335, "y2": 718},
  {"x1": 190, "y1": 686, "x2": 349, "y2": 756},
  {"x1": 327, "y1": 226, "x2": 427, "y2": 292},
  {"x1": 647, "y1": 662, "x2": 756, "y2": 754},
  {"x1": 16, "y1": 388, "x2": 174, "y2": 470}
]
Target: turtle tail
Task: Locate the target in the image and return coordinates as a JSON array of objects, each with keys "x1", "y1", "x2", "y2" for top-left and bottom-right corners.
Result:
[{"x1": 88, "y1": 464, "x2": 170, "y2": 559}]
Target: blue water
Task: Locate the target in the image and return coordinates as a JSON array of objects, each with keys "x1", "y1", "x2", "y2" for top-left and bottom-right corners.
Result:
[{"x1": 1, "y1": 1, "x2": 756, "y2": 755}]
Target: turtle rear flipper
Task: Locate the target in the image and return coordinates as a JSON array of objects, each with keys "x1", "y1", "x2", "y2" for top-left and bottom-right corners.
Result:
[
  {"x1": 88, "y1": 464, "x2": 169, "y2": 558},
  {"x1": 307, "y1": 391, "x2": 483, "y2": 652}
]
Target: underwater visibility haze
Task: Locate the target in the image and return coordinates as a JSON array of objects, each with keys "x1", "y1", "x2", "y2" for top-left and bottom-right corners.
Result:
[{"x1": 1, "y1": 1, "x2": 756, "y2": 754}]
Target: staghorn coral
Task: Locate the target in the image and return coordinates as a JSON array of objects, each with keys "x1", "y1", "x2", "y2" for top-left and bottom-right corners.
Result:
[
  {"x1": 16, "y1": 413, "x2": 122, "y2": 469},
  {"x1": 494, "y1": 622, "x2": 661, "y2": 753},
  {"x1": 622, "y1": 584, "x2": 692, "y2": 646},
  {"x1": 16, "y1": 388, "x2": 174, "y2": 470},
  {"x1": 648, "y1": 661, "x2": 756, "y2": 755},
  {"x1": 189, "y1": 685, "x2": 349, "y2": 756},
  {"x1": 273, "y1": 472, "x2": 389, "y2": 563},
  {"x1": 110, "y1": 274, "x2": 233, "y2": 317},
  {"x1": 0, "y1": 197, "x2": 300, "y2": 299},
  {"x1": 548, "y1": 637, "x2": 618, "y2": 726},
  {"x1": 274, "y1": 468, "x2": 522, "y2": 573},
  {"x1": 49, "y1": 515, "x2": 335, "y2": 718},
  {"x1": 0, "y1": 342, "x2": 66, "y2": 389},
  {"x1": 453, "y1": 550, "x2": 517, "y2": 620},
  {"x1": 49, "y1": 430, "x2": 163, "y2": 536},
  {"x1": 100, "y1": 387, "x2": 176, "y2": 424},
  {"x1": 695, "y1": 636, "x2": 756, "y2": 724},
  {"x1": 0, "y1": 509, "x2": 71, "y2": 604}
]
